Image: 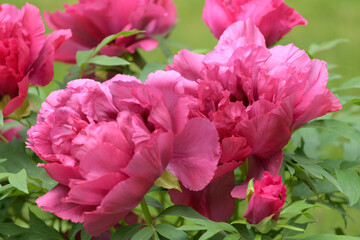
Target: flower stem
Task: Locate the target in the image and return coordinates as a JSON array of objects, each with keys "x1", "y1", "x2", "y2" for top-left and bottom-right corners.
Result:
[
  {"x1": 0, "y1": 134, "x2": 9, "y2": 143},
  {"x1": 141, "y1": 197, "x2": 153, "y2": 225}
]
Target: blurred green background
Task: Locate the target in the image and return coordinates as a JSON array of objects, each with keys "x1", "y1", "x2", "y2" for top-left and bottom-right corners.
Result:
[{"x1": 3, "y1": 0, "x2": 360, "y2": 237}]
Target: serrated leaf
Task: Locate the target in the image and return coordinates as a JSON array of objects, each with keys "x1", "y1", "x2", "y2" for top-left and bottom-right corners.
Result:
[
  {"x1": 8, "y1": 169, "x2": 28, "y2": 193},
  {"x1": 131, "y1": 226, "x2": 153, "y2": 240},
  {"x1": 155, "y1": 224, "x2": 189, "y2": 240},
  {"x1": 88, "y1": 55, "x2": 130, "y2": 66},
  {"x1": 335, "y1": 169, "x2": 360, "y2": 206},
  {"x1": 308, "y1": 39, "x2": 348, "y2": 55},
  {"x1": 303, "y1": 119, "x2": 360, "y2": 144},
  {"x1": 28, "y1": 211, "x2": 64, "y2": 240},
  {"x1": 303, "y1": 234, "x2": 360, "y2": 240},
  {"x1": 111, "y1": 224, "x2": 143, "y2": 240}
]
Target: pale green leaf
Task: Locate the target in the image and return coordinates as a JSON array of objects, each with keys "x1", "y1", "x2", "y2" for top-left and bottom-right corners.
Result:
[
  {"x1": 303, "y1": 119, "x2": 360, "y2": 144},
  {"x1": 308, "y1": 39, "x2": 348, "y2": 55},
  {"x1": 303, "y1": 234, "x2": 360, "y2": 240},
  {"x1": 335, "y1": 169, "x2": 360, "y2": 206},
  {"x1": 88, "y1": 55, "x2": 130, "y2": 66},
  {"x1": 155, "y1": 224, "x2": 189, "y2": 240},
  {"x1": 131, "y1": 226, "x2": 153, "y2": 240},
  {"x1": 8, "y1": 169, "x2": 28, "y2": 193}
]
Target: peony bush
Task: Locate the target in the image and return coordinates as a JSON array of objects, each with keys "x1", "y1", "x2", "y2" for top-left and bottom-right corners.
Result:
[{"x1": 0, "y1": 0, "x2": 360, "y2": 240}]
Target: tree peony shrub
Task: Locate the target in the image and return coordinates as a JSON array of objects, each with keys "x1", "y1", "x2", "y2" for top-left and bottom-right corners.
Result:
[
  {"x1": 166, "y1": 19, "x2": 341, "y2": 219},
  {"x1": 0, "y1": 3, "x2": 71, "y2": 116},
  {"x1": 45, "y1": 0, "x2": 177, "y2": 63},
  {"x1": 202, "y1": 0, "x2": 307, "y2": 46},
  {"x1": 244, "y1": 172, "x2": 287, "y2": 225},
  {"x1": 27, "y1": 72, "x2": 220, "y2": 235}
]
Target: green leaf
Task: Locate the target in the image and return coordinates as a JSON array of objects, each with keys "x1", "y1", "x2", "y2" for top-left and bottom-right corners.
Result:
[
  {"x1": 76, "y1": 50, "x2": 94, "y2": 66},
  {"x1": 276, "y1": 224, "x2": 305, "y2": 232},
  {"x1": 80, "y1": 229, "x2": 92, "y2": 240},
  {"x1": 28, "y1": 211, "x2": 65, "y2": 240},
  {"x1": 68, "y1": 223, "x2": 84, "y2": 240},
  {"x1": 223, "y1": 234, "x2": 242, "y2": 240},
  {"x1": 94, "y1": 29, "x2": 143, "y2": 56},
  {"x1": 0, "y1": 223, "x2": 29, "y2": 236},
  {"x1": 111, "y1": 224, "x2": 143, "y2": 240},
  {"x1": 157, "y1": 204, "x2": 208, "y2": 220},
  {"x1": 88, "y1": 55, "x2": 130, "y2": 66},
  {"x1": 335, "y1": 169, "x2": 360, "y2": 206},
  {"x1": 154, "y1": 169, "x2": 181, "y2": 191},
  {"x1": 333, "y1": 76, "x2": 360, "y2": 92},
  {"x1": 178, "y1": 225, "x2": 207, "y2": 231},
  {"x1": 139, "y1": 62, "x2": 166, "y2": 82},
  {"x1": 8, "y1": 169, "x2": 28, "y2": 193},
  {"x1": 280, "y1": 200, "x2": 314, "y2": 216},
  {"x1": 303, "y1": 119, "x2": 360, "y2": 144},
  {"x1": 308, "y1": 39, "x2": 348, "y2": 55},
  {"x1": 157, "y1": 205, "x2": 237, "y2": 235},
  {"x1": 144, "y1": 195, "x2": 163, "y2": 209},
  {"x1": 303, "y1": 234, "x2": 360, "y2": 240},
  {"x1": 285, "y1": 158, "x2": 319, "y2": 197},
  {"x1": 155, "y1": 224, "x2": 189, "y2": 240},
  {"x1": 131, "y1": 226, "x2": 154, "y2": 240}
]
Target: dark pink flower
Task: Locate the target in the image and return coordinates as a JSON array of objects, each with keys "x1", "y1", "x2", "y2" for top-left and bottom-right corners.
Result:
[
  {"x1": 0, "y1": 119, "x2": 23, "y2": 142},
  {"x1": 244, "y1": 172, "x2": 286, "y2": 224},
  {"x1": 202, "y1": 0, "x2": 307, "y2": 46},
  {"x1": 45, "y1": 0, "x2": 177, "y2": 63},
  {"x1": 27, "y1": 71, "x2": 219, "y2": 236},
  {"x1": 166, "y1": 19, "x2": 341, "y2": 219},
  {"x1": 0, "y1": 3, "x2": 71, "y2": 116}
]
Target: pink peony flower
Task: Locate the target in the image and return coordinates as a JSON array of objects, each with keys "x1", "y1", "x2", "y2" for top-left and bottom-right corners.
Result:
[
  {"x1": 202, "y1": 0, "x2": 307, "y2": 46},
  {"x1": 27, "y1": 71, "x2": 219, "y2": 236},
  {"x1": 45, "y1": 0, "x2": 177, "y2": 63},
  {"x1": 0, "y1": 119, "x2": 23, "y2": 142},
  {"x1": 166, "y1": 19, "x2": 341, "y2": 219},
  {"x1": 0, "y1": 3, "x2": 71, "y2": 116},
  {"x1": 244, "y1": 172, "x2": 286, "y2": 225}
]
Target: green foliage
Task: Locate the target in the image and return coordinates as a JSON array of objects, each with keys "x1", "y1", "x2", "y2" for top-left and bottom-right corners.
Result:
[
  {"x1": 111, "y1": 224, "x2": 143, "y2": 240},
  {"x1": 308, "y1": 39, "x2": 348, "y2": 55}
]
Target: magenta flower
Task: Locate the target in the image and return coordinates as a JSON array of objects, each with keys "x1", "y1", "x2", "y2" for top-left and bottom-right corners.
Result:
[
  {"x1": 166, "y1": 19, "x2": 341, "y2": 219},
  {"x1": 0, "y1": 3, "x2": 71, "y2": 116},
  {"x1": 244, "y1": 172, "x2": 286, "y2": 225},
  {"x1": 45, "y1": 0, "x2": 177, "y2": 63},
  {"x1": 27, "y1": 71, "x2": 219, "y2": 235},
  {"x1": 202, "y1": 0, "x2": 307, "y2": 46}
]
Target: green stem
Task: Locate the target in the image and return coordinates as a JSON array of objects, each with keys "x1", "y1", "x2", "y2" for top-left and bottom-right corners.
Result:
[
  {"x1": 233, "y1": 198, "x2": 240, "y2": 220},
  {"x1": 140, "y1": 198, "x2": 153, "y2": 225},
  {"x1": 0, "y1": 134, "x2": 9, "y2": 143}
]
